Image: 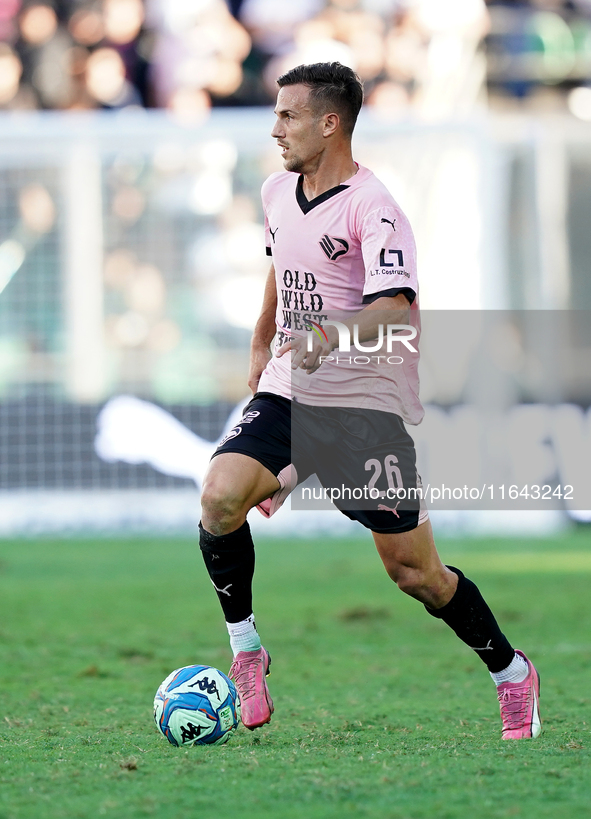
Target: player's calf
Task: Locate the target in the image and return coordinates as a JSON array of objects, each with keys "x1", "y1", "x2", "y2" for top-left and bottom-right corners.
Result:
[
  {"x1": 375, "y1": 524, "x2": 541, "y2": 738},
  {"x1": 199, "y1": 521, "x2": 256, "y2": 622},
  {"x1": 426, "y1": 566, "x2": 542, "y2": 739},
  {"x1": 373, "y1": 524, "x2": 458, "y2": 608}
]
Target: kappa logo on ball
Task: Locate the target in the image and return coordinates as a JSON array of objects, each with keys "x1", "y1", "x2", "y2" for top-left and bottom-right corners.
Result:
[
  {"x1": 180, "y1": 722, "x2": 202, "y2": 742},
  {"x1": 154, "y1": 664, "x2": 241, "y2": 746},
  {"x1": 189, "y1": 675, "x2": 222, "y2": 700}
]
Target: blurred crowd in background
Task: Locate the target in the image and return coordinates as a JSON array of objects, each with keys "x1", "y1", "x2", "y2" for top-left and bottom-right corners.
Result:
[{"x1": 1, "y1": 0, "x2": 591, "y2": 120}]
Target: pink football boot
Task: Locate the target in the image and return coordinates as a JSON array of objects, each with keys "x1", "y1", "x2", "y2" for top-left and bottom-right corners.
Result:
[
  {"x1": 229, "y1": 647, "x2": 274, "y2": 730},
  {"x1": 497, "y1": 650, "x2": 541, "y2": 739}
]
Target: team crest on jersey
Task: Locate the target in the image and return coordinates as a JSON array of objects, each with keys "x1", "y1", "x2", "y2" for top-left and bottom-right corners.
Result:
[{"x1": 319, "y1": 234, "x2": 349, "y2": 261}]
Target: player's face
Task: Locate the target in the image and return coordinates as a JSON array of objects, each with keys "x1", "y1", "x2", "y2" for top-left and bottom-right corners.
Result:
[{"x1": 271, "y1": 84, "x2": 325, "y2": 174}]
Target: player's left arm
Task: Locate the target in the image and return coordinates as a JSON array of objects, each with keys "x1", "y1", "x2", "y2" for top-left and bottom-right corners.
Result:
[
  {"x1": 343, "y1": 292, "x2": 410, "y2": 344},
  {"x1": 278, "y1": 203, "x2": 417, "y2": 374},
  {"x1": 278, "y1": 292, "x2": 410, "y2": 374}
]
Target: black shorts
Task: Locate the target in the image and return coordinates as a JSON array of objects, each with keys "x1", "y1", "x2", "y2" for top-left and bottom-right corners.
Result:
[{"x1": 212, "y1": 392, "x2": 424, "y2": 534}]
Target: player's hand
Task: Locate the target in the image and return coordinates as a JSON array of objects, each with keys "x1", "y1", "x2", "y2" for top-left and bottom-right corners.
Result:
[
  {"x1": 276, "y1": 329, "x2": 336, "y2": 375},
  {"x1": 248, "y1": 346, "x2": 272, "y2": 394}
]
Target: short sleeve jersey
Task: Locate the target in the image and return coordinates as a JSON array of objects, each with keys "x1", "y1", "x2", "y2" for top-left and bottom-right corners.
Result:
[{"x1": 257, "y1": 164, "x2": 424, "y2": 425}]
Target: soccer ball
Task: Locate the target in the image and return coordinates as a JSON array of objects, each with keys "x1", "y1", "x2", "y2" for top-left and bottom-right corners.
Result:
[{"x1": 154, "y1": 664, "x2": 241, "y2": 746}]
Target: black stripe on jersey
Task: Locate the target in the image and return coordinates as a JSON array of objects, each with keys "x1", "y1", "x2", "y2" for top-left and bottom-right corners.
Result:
[
  {"x1": 362, "y1": 287, "x2": 416, "y2": 305},
  {"x1": 319, "y1": 235, "x2": 335, "y2": 257},
  {"x1": 266, "y1": 246, "x2": 272, "y2": 256},
  {"x1": 296, "y1": 175, "x2": 350, "y2": 214}
]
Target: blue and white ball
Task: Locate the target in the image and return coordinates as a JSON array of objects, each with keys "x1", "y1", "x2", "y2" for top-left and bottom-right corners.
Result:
[{"x1": 154, "y1": 665, "x2": 241, "y2": 746}]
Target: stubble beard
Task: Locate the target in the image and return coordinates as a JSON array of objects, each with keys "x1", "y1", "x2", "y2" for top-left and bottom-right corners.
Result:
[{"x1": 283, "y1": 153, "x2": 304, "y2": 174}]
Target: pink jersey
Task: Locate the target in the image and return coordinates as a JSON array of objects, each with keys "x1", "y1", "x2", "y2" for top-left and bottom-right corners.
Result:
[{"x1": 257, "y1": 163, "x2": 424, "y2": 425}]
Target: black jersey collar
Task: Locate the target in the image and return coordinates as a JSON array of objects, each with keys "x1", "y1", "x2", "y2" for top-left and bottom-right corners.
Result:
[{"x1": 296, "y1": 175, "x2": 350, "y2": 215}]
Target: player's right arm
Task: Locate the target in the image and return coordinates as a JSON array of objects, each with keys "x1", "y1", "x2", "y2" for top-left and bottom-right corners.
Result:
[{"x1": 248, "y1": 264, "x2": 277, "y2": 394}]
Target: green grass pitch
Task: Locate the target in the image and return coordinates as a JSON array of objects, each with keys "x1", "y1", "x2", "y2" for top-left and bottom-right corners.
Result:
[{"x1": 1, "y1": 529, "x2": 591, "y2": 819}]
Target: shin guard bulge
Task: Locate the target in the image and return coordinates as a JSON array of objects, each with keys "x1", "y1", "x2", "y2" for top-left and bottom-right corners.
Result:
[
  {"x1": 199, "y1": 521, "x2": 255, "y2": 624},
  {"x1": 425, "y1": 566, "x2": 515, "y2": 673}
]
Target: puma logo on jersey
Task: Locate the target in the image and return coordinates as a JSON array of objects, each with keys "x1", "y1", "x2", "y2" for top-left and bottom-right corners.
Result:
[
  {"x1": 319, "y1": 234, "x2": 349, "y2": 261},
  {"x1": 381, "y1": 217, "x2": 396, "y2": 231},
  {"x1": 270, "y1": 226, "x2": 278, "y2": 243}
]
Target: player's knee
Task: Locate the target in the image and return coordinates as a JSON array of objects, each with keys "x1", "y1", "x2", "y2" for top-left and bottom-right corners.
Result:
[
  {"x1": 391, "y1": 565, "x2": 426, "y2": 598},
  {"x1": 390, "y1": 563, "x2": 454, "y2": 607},
  {"x1": 200, "y1": 480, "x2": 246, "y2": 535},
  {"x1": 384, "y1": 560, "x2": 433, "y2": 597}
]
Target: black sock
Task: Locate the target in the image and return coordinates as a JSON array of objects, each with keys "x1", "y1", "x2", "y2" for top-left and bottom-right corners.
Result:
[
  {"x1": 425, "y1": 566, "x2": 515, "y2": 673},
  {"x1": 199, "y1": 521, "x2": 255, "y2": 624}
]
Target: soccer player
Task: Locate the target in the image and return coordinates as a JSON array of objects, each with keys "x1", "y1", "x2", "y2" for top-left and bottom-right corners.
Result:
[{"x1": 199, "y1": 62, "x2": 541, "y2": 740}]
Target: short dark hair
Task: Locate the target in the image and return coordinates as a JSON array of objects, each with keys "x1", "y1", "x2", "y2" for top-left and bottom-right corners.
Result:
[{"x1": 276, "y1": 62, "x2": 363, "y2": 138}]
